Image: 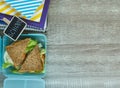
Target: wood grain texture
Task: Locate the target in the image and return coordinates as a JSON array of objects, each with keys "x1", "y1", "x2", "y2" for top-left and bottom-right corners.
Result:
[
  {"x1": 46, "y1": 0, "x2": 120, "y2": 87},
  {"x1": 1, "y1": 0, "x2": 120, "y2": 88}
]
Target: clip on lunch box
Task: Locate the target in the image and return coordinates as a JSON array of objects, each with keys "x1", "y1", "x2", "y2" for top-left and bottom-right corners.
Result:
[{"x1": 0, "y1": 34, "x2": 47, "y2": 88}]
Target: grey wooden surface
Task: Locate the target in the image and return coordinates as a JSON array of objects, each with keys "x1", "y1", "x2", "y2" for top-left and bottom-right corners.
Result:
[{"x1": 1, "y1": 0, "x2": 120, "y2": 88}]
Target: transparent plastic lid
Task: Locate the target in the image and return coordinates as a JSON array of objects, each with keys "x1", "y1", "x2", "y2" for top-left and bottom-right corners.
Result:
[{"x1": 4, "y1": 78, "x2": 45, "y2": 88}]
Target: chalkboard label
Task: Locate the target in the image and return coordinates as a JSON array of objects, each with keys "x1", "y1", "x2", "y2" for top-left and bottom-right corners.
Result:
[{"x1": 3, "y1": 16, "x2": 27, "y2": 41}]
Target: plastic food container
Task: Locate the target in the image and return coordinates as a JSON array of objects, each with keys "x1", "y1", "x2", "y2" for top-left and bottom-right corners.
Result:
[{"x1": 0, "y1": 34, "x2": 47, "y2": 88}]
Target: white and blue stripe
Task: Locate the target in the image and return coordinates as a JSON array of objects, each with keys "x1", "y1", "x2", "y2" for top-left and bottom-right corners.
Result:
[{"x1": 5, "y1": 0, "x2": 43, "y2": 19}]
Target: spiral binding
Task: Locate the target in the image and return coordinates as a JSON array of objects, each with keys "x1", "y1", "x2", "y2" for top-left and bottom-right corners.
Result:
[{"x1": 0, "y1": 24, "x2": 46, "y2": 32}]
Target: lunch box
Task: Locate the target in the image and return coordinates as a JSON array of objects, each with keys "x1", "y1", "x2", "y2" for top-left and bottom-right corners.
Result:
[{"x1": 0, "y1": 34, "x2": 47, "y2": 88}]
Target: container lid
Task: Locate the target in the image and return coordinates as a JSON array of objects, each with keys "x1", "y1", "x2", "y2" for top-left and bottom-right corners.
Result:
[
  {"x1": 4, "y1": 78, "x2": 45, "y2": 88},
  {"x1": 0, "y1": 36, "x2": 2, "y2": 72}
]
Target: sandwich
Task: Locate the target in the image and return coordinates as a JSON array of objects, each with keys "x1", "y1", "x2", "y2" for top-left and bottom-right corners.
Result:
[
  {"x1": 6, "y1": 38, "x2": 31, "y2": 69},
  {"x1": 19, "y1": 45, "x2": 43, "y2": 73},
  {"x1": 2, "y1": 38, "x2": 46, "y2": 73}
]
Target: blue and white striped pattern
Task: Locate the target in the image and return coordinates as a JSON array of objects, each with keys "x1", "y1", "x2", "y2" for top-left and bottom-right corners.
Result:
[{"x1": 5, "y1": 0, "x2": 43, "y2": 19}]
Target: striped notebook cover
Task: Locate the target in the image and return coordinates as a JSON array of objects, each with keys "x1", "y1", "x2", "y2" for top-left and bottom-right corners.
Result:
[
  {"x1": 5, "y1": 0, "x2": 44, "y2": 22},
  {"x1": 5, "y1": 0, "x2": 43, "y2": 19},
  {"x1": 0, "y1": 0, "x2": 50, "y2": 31}
]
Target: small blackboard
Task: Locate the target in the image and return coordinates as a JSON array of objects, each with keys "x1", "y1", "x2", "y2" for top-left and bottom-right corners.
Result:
[{"x1": 3, "y1": 16, "x2": 27, "y2": 41}]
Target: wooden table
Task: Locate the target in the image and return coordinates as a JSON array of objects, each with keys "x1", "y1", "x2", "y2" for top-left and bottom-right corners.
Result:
[{"x1": 1, "y1": 0, "x2": 120, "y2": 88}]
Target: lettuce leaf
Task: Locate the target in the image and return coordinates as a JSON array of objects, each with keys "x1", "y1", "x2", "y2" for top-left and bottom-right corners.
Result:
[
  {"x1": 11, "y1": 69, "x2": 45, "y2": 74},
  {"x1": 41, "y1": 49, "x2": 46, "y2": 54},
  {"x1": 12, "y1": 69, "x2": 23, "y2": 74},
  {"x1": 2, "y1": 62, "x2": 13, "y2": 69},
  {"x1": 26, "y1": 39, "x2": 37, "y2": 53}
]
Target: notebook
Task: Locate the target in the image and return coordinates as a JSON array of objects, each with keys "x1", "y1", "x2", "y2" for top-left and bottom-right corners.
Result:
[{"x1": 0, "y1": 0, "x2": 50, "y2": 31}]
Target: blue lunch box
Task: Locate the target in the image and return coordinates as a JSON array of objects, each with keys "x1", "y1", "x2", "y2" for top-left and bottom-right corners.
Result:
[{"x1": 0, "y1": 34, "x2": 47, "y2": 88}]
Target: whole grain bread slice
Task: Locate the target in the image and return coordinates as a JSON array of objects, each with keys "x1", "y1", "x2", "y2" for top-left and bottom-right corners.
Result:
[
  {"x1": 19, "y1": 45, "x2": 43, "y2": 73},
  {"x1": 6, "y1": 38, "x2": 31, "y2": 69}
]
